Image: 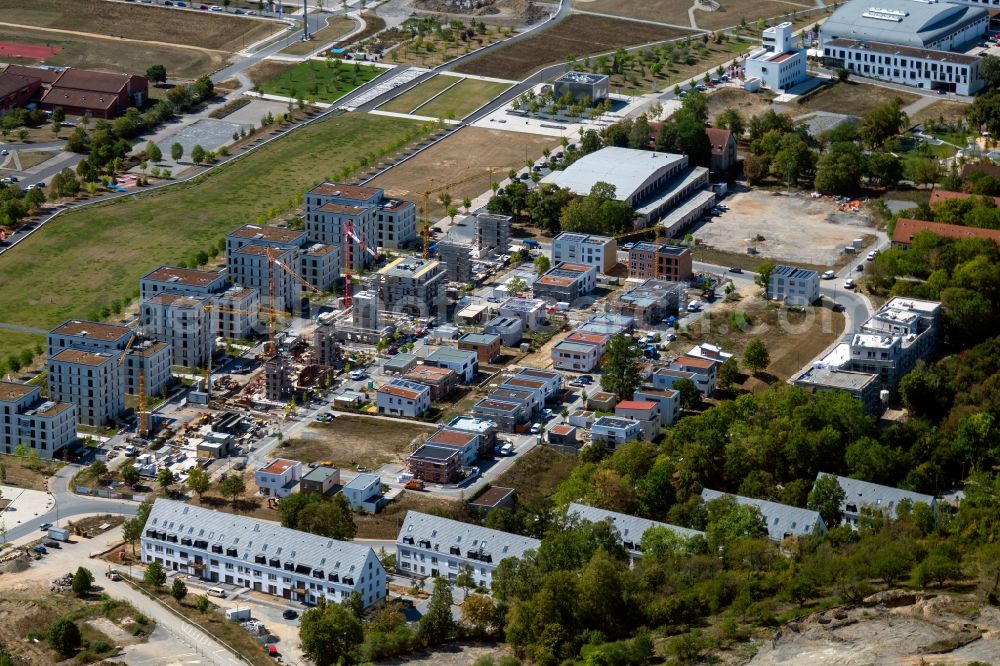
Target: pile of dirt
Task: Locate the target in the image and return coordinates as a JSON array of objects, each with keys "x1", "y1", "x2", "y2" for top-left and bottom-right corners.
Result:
[
  {"x1": 748, "y1": 593, "x2": 1000, "y2": 665},
  {"x1": 0, "y1": 551, "x2": 30, "y2": 574}
]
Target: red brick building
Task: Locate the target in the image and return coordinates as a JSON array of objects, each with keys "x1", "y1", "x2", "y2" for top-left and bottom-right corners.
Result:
[
  {"x1": 39, "y1": 68, "x2": 148, "y2": 119},
  {"x1": 0, "y1": 72, "x2": 42, "y2": 113}
]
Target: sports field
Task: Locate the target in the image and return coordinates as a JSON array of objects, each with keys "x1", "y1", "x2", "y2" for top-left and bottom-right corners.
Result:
[
  {"x1": 369, "y1": 126, "x2": 559, "y2": 218},
  {"x1": 0, "y1": 26, "x2": 225, "y2": 80},
  {"x1": 454, "y1": 14, "x2": 692, "y2": 79},
  {"x1": 0, "y1": 113, "x2": 422, "y2": 364},
  {"x1": 258, "y1": 59, "x2": 383, "y2": 103},
  {"x1": 1, "y1": 0, "x2": 280, "y2": 52}
]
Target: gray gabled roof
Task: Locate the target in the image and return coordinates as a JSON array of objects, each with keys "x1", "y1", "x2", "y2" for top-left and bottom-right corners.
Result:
[
  {"x1": 701, "y1": 489, "x2": 826, "y2": 541},
  {"x1": 144, "y1": 499, "x2": 375, "y2": 579},
  {"x1": 821, "y1": 0, "x2": 988, "y2": 49},
  {"x1": 568, "y1": 502, "x2": 703, "y2": 551},
  {"x1": 817, "y1": 472, "x2": 936, "y2": 518},
  {"x1": 397, "y1": 511, "x2": 540, "y2": 562}
]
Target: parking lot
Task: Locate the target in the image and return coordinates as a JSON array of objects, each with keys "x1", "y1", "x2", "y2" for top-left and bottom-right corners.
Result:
[
  {"x1": 0, "y1": 485, "x2": 54, "y2": 529},
  {"x1": 693, "y1": 189, "x2": 877, "y2": 268}
]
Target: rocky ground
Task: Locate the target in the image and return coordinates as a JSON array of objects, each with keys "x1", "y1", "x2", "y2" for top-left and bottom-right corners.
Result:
[{"x1": 747, "y1": 591, "x2": 1000, "y2": 666}]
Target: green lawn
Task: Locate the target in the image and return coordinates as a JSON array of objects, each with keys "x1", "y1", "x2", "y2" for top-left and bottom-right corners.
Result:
[
  {"x1": 258, "y1": 58, "x2": 382, "y2": 103},
  {"x1": 0, "y1": 331, "x2": 45, "y2": 374},
  {"x1": 413, "y1": 78, "x2": 511, "y2": 119},
  {"x1": 0, "y1": 113, "x2": 422, "y2": 363},
  {"x1": 378, "y1": 75, "x2": 459, "y2": 114}
]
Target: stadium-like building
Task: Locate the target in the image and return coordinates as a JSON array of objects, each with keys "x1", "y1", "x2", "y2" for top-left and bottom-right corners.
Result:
[{"x1": 820, "y1": 0, "x2": 988, "y2": 94}]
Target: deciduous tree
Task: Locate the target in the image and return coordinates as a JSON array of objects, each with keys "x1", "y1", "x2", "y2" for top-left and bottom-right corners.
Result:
[
  {"x1": 300, "y1": 598, "x2": 364, "y2": 666},
  {"x1": 743, "y1": 339, "x2": 770, "y2": 375},
  {"x1": 600, "y1": 335, "x2": 643, "y2": 400}
]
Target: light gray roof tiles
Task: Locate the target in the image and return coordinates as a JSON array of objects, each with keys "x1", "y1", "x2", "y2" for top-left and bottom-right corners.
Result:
[
  {"x1": 818, "y1": 472, "x2": 935, "y2": 518},
  {"x1": 397, "y1": 511, "x2": 539, "y2": 562},
  {"x1": 701, "y1": 489, "x2": 826, "y2": 541},
  {"x1": 568, "y1": 502, "x2": 703, "y2": 550}
]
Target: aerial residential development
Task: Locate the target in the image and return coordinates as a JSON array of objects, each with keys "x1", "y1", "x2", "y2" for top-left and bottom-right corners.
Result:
[{"x1": 2, "y1": 0, "x2": 1000, "y2": 662}]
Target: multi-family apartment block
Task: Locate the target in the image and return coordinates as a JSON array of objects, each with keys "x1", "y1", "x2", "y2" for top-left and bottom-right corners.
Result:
[
  {"x1": 141, "y1": 293, "x2": 213, "y2": 369},
  {"x1": 767, "y1": 265, "x2": 819, "y2": 306},
  {"x1": 628, "y1": 243, "x2": 693, "y2": 282},
  {"x1": 48, "y1": 348, "x2": 123, "y2": 427},
  {"x1": 551, "y1": 232, "x2": 618, "y2": 273},
  {"x1": 227, "y1": 244, "x2": 301, "y2": 314},
  {"x1": 0, "y1": 382, "x2": 76, "y2": 458},
  {"x1": 377, "y1": 257, "x2": 447, "y2": 323},
  {"x1": 124, "y1": 340, "x2": 172, "y2": 398},
  {"x1": 532, "y1": 263, "x2": 597, "y2": 303}
]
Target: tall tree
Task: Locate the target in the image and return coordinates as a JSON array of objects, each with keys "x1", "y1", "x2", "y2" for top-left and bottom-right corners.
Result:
[
  {"x1": 859, "y1": 96, "x2": 908, "y2": 148},
  {"x1": 219, "y1": 474, "x2": 246, "y2": 507},
  {"x1": 145, "y1": 64, "x2": 168, "y2": 85},
  {"x1": 145, "y1": 140, "x2": 162, "y2": 164},
  {"x1": 419, "y1": 578, "x2": 456, "y2": 645},
  {"x1": 299, "y1": 598, "x2": 364, "y2": 666},
  {"x1": 715, "y1": 108, "x2": 745, "y2": 137},
  {"x1": 144, "y1": 560, "x2": 166, "y2": 587},
  {"x1": 47, "y1": 619, "x2": 81, "y2": 658},
  {"x1": 600, "y1": 335, "x2": 643, "y2": 400},
  {"x1": 170, "y1": 142, "x2": 184, "y2": 161},
  {"x1": 186, "y1": 466, "x2": 210, "y2": 499},
  {"x1": 743, "y1": 339, "x2": 770, "y2": 375},
  {"x1": 807, "y1": 475, "x2": 846, "y2": 527},
  {"x1": 171, "y1": 577, "x2": 188, "y2": 603},
  {"x1": 296, "y1": 494, "x2": 357, "y2": 540},
  {"x1": 754, "y1": 261, "x2": 775, "y2": 295},
  {"x1": 71, "y1": 567, "x2": 93, "y2": 597},
  {"x1": 814, "y1": 141, "x2": 862, "y2": 195},
  {"x1": 122, "y1": 499, "x2": 152, "y2": 554},
  {"x1": 533, "y1": 254, "x2": 550, "y2": 274}
]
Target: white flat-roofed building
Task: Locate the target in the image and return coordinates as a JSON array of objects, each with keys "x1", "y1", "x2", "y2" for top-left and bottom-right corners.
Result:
[
  {"x1": 687, "y1": 343, "x2": 733, "y2": 364},
  {"x1": 424, "y1": 347, "x2": 478, "y2": 383},
  {"x1": 499, "y1": 297, "x2": 547, "y2": 331},
  {"x1": 591, "y1": 416, "x2": 641, "y2": 450},
  {"x1": 633, "y1": 387, "x2": 680, "y2": 426},
  {"x1": 227, "y1": 244, "x2": 301, "y2": 314},
  {"x1": 141, "y1": 293, "x2": 212, "y2": 369},
  {"x1": 140, "y1": 266, "x2": 227, "y2": 301},
  {"x1": 376, "y1": 379, "x2": 431, "y2": 417},
  {"x1": 552, "y1": 339, "x2": 601, "y2": 372},
  {"x1": 569, "y1": 502, "x2": 703, "y2": 559},
  {"x1": 47, "y1": 348, "x2": 123, "y2": 427},
  {"x1": 213, "y1": 286, "x2": 260, "y2": 341},
  {"x1": 47, "y1": 319, "x2": 134, "y2": 359},
  {"x1": 445, "y1": 415, "x2": 498, "y2": 458},
  {"x1": 0, "y1": 382, "x2": 76, "y2": 458},
  {"x1": 255, "y1": 458, "x2": 303, "y2": 498},
  {"x1": 768, "y1": 265, "x2": 819, "y2": 306},
  {"x1": 670, "y1": 356, "x2": 718, "y2": 395},
  {"x1": 744, "y1": 22, "x2": 808, "y2": 92},
  {"x1": 816, "y1": 472, "x2": 936, "y2": 528},
  {"x1": 793, "y1": 366, "x2": 882, "y2": 413},
  {"x1": 125, "y1": 340, "x2": 172, "y2": 399},
  {"x1": 396, "y1": 511, "x2": 540, "y2": 588},
  {"x1": 819, "y1": 0, "x2": 988, "y2": 95},
  {"x1": 514, "y1": 367, "x2": 563, "y2": 399},
  {"x1": 614, "y1": 400, "x2": 660, "y2": 441},
  {"x1": 848, "y1": 297, "x2": 941, "y2": 389},
  {"x1": 551, "y1": 232, "x2": 618, "y2": 274},
  {"x1": 542, "y1": 147, "x2": 687, "y2": 208},
  {"x1": 701, "y1": 489, "x2": 827, "y2": 541},
  {"x1": 532, "y1": 262, "x2": 597, "y2": 302},
  {"x1": 141, "y1": 499, "x2": 387, "y2": 607}
]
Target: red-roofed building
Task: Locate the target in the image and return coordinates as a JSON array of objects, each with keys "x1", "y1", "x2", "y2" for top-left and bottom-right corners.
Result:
[
  {"x1": 0, "y1": 72, "x2": 41, "y2": 113},
  {"x1": 425, "y1": 428, "x2": 479, "y2": 466},
  {"x1": 670, "y1": 355, "x2": 718, "y2": 395},
  {"x1": 547, "y1": 423, "x2": 579, "y2": 447},
  {"x1": 376, "y1": 379, "x2": 431, "y2": 417},
  {"x1": 705, "y1": 127, "x2": 737, "y2": 174},
  {"x1": 928, "y1": 189, "x2": 1000, "y2": 208},
  {"x1": 615, "y1": 400, "x2": 660, "y2": 440},
  {"x1": 255, "y1": 458, "x2": 303, "y2": 498},
  {"x1": 891, "y1": 217, "x2": 1000, "y2": 248},
  {"x1": 37, "y1": 67, "x2": 147, "y2": 119}
]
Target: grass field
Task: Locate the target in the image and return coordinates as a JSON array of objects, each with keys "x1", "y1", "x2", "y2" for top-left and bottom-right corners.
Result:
[
  {"x1": 369, "y1": 126, "x2": 559, "y2": 218},
  {"x1": 798, "y1": 81, "x2": 920, "y2": 118},
  {"x1": 245, "y1": 59, "x2": 295, "y2": 87},
  {"x1": 0, "y1": 113, "x2": 421, "y2": 363},
  {"x1": 707, "y1": 86, "x2": 776, "y2": 125},
  {"x1": 910, "y1": 100, "x2": 970, "y2": 125},
  {"x1": 258, "y1": 59, "x2": 382, "y2": 103},
  {"x1": 571, "y1": 0, "x2": 815, "y2": 30},
  {"x1": 0, "y1": 26, "x2": 225, "y2": 80},
  {"x1": 11, "y1": 150, "x2": 54, "y2": 170},
  {"x1": 280, "y1": 16, "x2": 355, "y2": 55},
  {"x1": 386, "y1": 24, "x2": 509, "y2": 69},
  {"x1": 1, "y1": 0, "x2": 280, "y2": 52},
  {"x1": 454, "y1": 15, "x2": 692, "y2": 79},
  {"x1": 379, "y1": 75, "x2": 459, "y2": 114},
  {"x1": 494, "y1": 445, "x2": 577, "y2": 504},
  {"x1": 414, "y1": 78, "x2": 511, "y2": 119}
]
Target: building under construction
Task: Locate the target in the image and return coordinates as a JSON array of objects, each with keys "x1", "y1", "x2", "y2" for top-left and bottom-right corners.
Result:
[
  {"x1": 476, "y1": 213, "x2": 512, "y2": 257},
  {"x1": 264, "y1": 355, "x2": 291, "y2": 402},
  {"x1": 438, "y1": 240, "x2": 473, "y2": 284},
  {"x1": 606, "y1": 278, "x2": 686, "y2": 325},
  {"x1": 377, "y1": 257, "x2": 448, "y2": 323}
]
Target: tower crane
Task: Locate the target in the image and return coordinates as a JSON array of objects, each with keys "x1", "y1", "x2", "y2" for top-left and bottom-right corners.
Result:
[
  {"x1": 340, "y1": 220, "x2": 379, "y2": 310},
  {"x1": 420, "y1": 167, "x2": 502, "y2": 259},
  {"x1": 202, "y1": 303, "x2": 289, "y2": 398}
]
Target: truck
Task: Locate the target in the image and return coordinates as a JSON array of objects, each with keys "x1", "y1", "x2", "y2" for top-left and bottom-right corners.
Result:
[
  {"x1": 522, "y1": 239, "x2": 540, "y2": 249},
  {"x1": 404, "y1": 480, "x2": 426, "y2": 491},
  {"x1": 48, "y1": 527, "x2": 70, "y2": 542}
]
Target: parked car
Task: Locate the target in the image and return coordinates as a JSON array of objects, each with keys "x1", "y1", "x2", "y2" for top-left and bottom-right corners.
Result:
[
  {"x1": 530, "y1": 423, "x2": 542, "y2": 434},
  {"x1": 282, "y1": 609, "x2": 298, "y2": 620},
  {"x1": 578, "y1": 374, "x2": 593, "y2": 384},
  {"x1": 349, "y1": 370, "x2": 365, "y2": 380},
  {"x1": 43, "y1": 540, "x2": 60, "y2": 549},
  {"x1": 855, "y1": 264, "x2": 865, "y2": 272},
  {"x1": 729, "y1": 266, "x2": 742, "y2": 273},
  {"x1": 822, "y1": 270, "x2": 836, "y2": 279},
  {"x1": 38, "y1": 523, "x2": 52, "y2": 531},
  {"x1": 866, "y1": 250, "x2": 878, "y2": 261},
  {"x1": 622, "y1": 243, "x2": 636, "y2": 251},
  {"x1": 844, "y1": 278, "x2": 855, "y2": 289}
]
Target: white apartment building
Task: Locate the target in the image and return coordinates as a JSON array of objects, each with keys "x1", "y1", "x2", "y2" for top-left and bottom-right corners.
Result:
[
  {"x1": 375, "y1": 197, "x2": 417, "y2": 250},
  {"x1": 141, "y1": 499, "x2": 387, "y2": 607},
  {"x1": 396, "y1": 511, "x2": 540, "y2": 588},
  {"x1": 552, "y1": 340, "x2": 601, "y2": 372},
  {"x1": 227, "y1": 244, "x2": 301, "y2": 314},
  {"x1": 499, "y1": 297, "x2": 547, "y2": 331},
  {"x1": 140, "y1": 266, "x2": 227, "y2": 301},
  {"x1": 0, "y1": 382, "x2": 76, "y2": 458},
  {"x1": 551, "y1": 232, "x2": 618, "y2": 274},
  {"x1": 376, "y1": 379, "x2": 431, "y2": 418},
  {"x1": 424, "y1": 347, "x2": 478, "y2": 383},
  {"x1": 48, "y1": 348, "x2": 123, "y2": 427},
  {"x1": 701, "y1": 489, "x2": 826, "y2": 541},
  {"x1": 822, "y1": 40, "x2": 983, "y2": 95},
  {"x1": 633, "y1": 387, "x2": 680, "y2": 426},
  {"x1": 614, "y1": 400, "x2": 660, "y2": 441},
  {"x1": 768, "y1": 265, "x2": 820, "y2": 306},
  {"x1": 848, "y1": 297, "x2": 941, "y2": 389},
  {"x1": 744, "y1": 22, "x2": 808, "y2": 92},
  {"x1": 141, "y1": 293, "x2": 212, "y2": 369},
  {"x1": 299, "y1": 243, "x2": 341, "y2": 293},
  {"x1": 213, "y1": 286, "x2": 260, "y2": 341},
  {"x1": 591, "y1": 416, "x2": 641, "y2": 450},
  {"x1": 816, "y1": 473, "x2": 936, "y2": 528},
  {"x1": 255, "y1": 458, "x2": 303, "y2": 498},
  {"x1": 47, "y1": 319, "x2": 134, "y2": 359},
  {"x1": 124, "y1": 340, "x2": 172, "y2": 399},
  {"x1": 568, "y1": 503, "x2": 704, "y2": 560}
]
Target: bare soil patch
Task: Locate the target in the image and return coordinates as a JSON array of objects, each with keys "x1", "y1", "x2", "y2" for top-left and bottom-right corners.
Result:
[
  {"x1": 278, "y1": 415, "x2": 436, "y2": 469},
  {"x1": 494, "y1": 445, "x2": 577, "y2": 504},
  {"x1": 0, "y1": 455, "x2": 58, "y2": 491},
  {"x1": 910, "y1": 100, "x2": 970, "y2": 125},
  {"x1": 797, "y1": 81, "x2": 920, "y2": 118},
  {"x1": 0, "y1": 26, "x2": 225, "y2": 80},
  {"x1": 245, "y1": 59, "x2": 295, "y2": 87},
  {"x1": 355, "y1": 492, "x2": 469, "y2": 540},
  {"x1": 571, "y1": 0, "x2": 814, "y2": 30},
  {"x1": 369, "y1": 126, "x2": 559, "y2": 218},
  {"x1": 707, "y1": 87, "x2": 776, "y2": 125},
  {"x1": 454, "y1": 14, "x2": 692, "y2": 79},
  {"x1": 693, "y1": 189, "x2": 877, "y2": 268},
  {"x1": 2, "y1": 0, "x2": 280, "y2": 52}
]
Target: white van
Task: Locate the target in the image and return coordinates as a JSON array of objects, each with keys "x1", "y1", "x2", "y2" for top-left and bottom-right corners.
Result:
[
  {"x1": 687, "y1": 300, "x2": 701, "y2": 312},
  {"x1": 207, "y1": 587, "x2": 227, "y2": 598}
]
